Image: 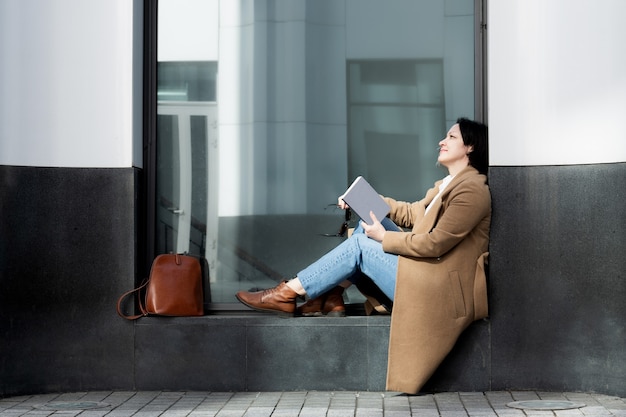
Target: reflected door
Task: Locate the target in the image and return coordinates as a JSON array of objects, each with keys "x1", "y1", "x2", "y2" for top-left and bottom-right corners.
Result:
[{"x1": 156, "y1": 102, "x2": 218, "y2": 281}]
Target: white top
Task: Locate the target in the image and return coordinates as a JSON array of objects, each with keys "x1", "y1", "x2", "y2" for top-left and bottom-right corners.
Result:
[{"x1": 425, "y1": 175, "x2": 454, "y2": 215}]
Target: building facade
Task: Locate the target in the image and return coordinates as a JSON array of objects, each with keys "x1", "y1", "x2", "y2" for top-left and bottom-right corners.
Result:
[{"x1": 0, "y1": 0, "x2": 624, "y2": 397}]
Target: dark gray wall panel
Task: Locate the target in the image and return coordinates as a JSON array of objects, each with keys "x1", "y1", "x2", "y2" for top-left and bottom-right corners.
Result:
[
  {"x1": 0, "y1": 165, "x2": 138, "y2": 396},
  {"x1": 245, "y1": 316, "x2": 387, "y2": 392},
  {"x1": 134, "y1": 317, "x2": 248, "y2": 391},
  {"x1": 489, "y1": 163, "x2": 626, "y2": 397},
  {"x1": 423, "y1": 320, "x2": 491, "y2": 393},
  {"x1": 132, "y1": 315, "x2": 487, "y2": 393},
  {"x1": 133, "y1": 316, "x2": 390, "y2": 392},
  {"x1": 2, "y1": 163, "x2": 623, "y2": 397}
]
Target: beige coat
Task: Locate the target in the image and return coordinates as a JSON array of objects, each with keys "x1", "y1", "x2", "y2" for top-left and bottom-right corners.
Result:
[{"x1": 381, "y1": 166, "x2": 491, "y2": 394}]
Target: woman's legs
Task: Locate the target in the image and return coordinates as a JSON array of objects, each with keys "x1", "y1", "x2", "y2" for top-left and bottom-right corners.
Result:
[
  {"x1": 236, "y1": 217, "x2": 400, "y2": 315},
  {"x1": 295, "y1": 218, "x2": 400, "y2": 300}
]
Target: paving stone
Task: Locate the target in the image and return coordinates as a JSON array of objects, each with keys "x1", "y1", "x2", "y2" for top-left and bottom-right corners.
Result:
[{"x1": 0, "y1": 391, "x2": 624, "y2": 416}]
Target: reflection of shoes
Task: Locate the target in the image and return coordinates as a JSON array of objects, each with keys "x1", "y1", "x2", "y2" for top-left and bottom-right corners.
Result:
[
  {"x1": 236, "y1": 281, "x2": 297, "y2": 317},
  {"x1": 355, "y1": 277, "x2": 392, "y2": 315},
  {"x1": 323, "y1": 286, "x2": 347, "y2": 317},
  {"x1": 297, "y1": 286, "x2": 346, "y2": 317},
  {"x1": 297, "y1": 295, "x2": 324, "y2": 317},
  {"x1": 363, "y1": 297, "x2": 391, "y2": 315}
]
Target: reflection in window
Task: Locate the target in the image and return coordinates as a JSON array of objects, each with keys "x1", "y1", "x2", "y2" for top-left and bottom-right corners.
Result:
[
  {"x1": 158, "y1": 62, "x2": 217, "y2": 102},
  {"x1": 348, "y1": 60, "x2": 446, "y2": 201},
  {"x1": 156, "y1": 0, "x2": 478, "y2": 307}
]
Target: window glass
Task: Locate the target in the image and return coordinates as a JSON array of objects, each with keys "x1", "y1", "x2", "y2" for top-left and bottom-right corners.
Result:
[
  {"x1": 158, "y1": 62, "x2": 217, "y2": 102},
  {"x1": 348, "y1": 60, "x2": 447, "y2": 201},
  {"x1": 156, "y1": 0, "x2": 478, "y2": 308}
]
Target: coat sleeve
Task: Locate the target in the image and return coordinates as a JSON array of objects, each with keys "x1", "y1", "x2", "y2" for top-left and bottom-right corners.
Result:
[
  {"x1": 382, "y1": 179, "x2": 490, "y2": 258},
  {"x1": 383, "y1": 183, "x2": 440, "y2": 229},
  {"x1": 383, "y1": 199, "x2": 422, "y2": 229}
]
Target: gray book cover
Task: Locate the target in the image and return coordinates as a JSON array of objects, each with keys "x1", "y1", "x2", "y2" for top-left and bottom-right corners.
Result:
[{"x1": 341, "y1": 176, "x2": 390, "y2": 225}]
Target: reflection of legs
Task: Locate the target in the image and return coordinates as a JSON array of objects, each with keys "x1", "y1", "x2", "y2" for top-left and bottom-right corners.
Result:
[
  {"x1": 236, "y1": 217, "x2": 400, "y2": 316},
  {"x1": 353, "y1": 273, "x2": 393, "y2": 314}
]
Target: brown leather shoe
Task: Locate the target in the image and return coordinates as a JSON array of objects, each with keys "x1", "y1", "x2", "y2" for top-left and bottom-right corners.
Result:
[
  {"x1": 297, "y1": 286, "x2": 345, "y2": 317},
  {"x1": 236, "y1": 281, "x2": 298, "y2": 316},
  {"x1": 297, "y1": 294, "x2": 325, "y2": 317}
]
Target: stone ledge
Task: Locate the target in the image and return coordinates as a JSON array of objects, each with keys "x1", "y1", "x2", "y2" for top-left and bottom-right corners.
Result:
[
  {"x1": 134, "y1": 313, "x2": 392, "y2": 327},
  {"x1": 133, "y1": 313, "x2": 391, "y2": 392},
  {"x1": 131, "y1": 313, "x2": 488, "y2": 393}
]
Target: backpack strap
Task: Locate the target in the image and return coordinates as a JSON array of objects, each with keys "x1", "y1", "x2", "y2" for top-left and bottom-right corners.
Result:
[{"x1": 116, "y1": 278, "x2": 150, "y2": 320}]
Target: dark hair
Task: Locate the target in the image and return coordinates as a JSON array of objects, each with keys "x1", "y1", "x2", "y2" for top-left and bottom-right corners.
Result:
[{"x1": 457, "y1": 117, "x2": 488, "y2": 175}]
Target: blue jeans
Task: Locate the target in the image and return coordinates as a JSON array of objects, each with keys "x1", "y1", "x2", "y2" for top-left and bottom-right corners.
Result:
[{"x1": 297, "y1": 217, "x2": 400, "y2": 300}]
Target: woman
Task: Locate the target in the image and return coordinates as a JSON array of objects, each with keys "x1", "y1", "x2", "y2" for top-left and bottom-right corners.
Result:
[{"x1": 236, "y1": 117, "x2": 491, "y2": 394}]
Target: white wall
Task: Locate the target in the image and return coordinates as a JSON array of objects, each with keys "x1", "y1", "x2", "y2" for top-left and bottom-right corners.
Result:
[
  {"x1": 0, "y1": 0, "x2": 141, "y2": 168},
  {"x1": 159, "y1": 0, "x2": 219, "y2": 62},
  {"x1": 489, "y1": 0, "x2": 626, "y2": 166}
]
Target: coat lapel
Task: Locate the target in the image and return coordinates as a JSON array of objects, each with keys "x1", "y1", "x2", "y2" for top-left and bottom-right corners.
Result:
[{"x1": 415, "y1": 167, "x2": 479, "y2": 233}]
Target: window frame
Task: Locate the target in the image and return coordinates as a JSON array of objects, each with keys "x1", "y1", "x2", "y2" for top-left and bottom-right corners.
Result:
[{"x1": 141, "y1": 0, "x2": 489, "y2": 303}]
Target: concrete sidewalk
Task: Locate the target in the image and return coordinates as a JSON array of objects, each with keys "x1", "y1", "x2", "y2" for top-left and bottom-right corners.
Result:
[{"x1": 1, "y1": 390, "x2": 624, "y2": 416}]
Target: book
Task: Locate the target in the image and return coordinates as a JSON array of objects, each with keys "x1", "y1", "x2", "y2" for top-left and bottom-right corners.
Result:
[{"x1": 340, "y1": 176, "x2": 390, "y2": 225}]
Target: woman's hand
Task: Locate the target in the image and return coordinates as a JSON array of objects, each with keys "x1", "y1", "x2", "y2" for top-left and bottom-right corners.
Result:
[
  {"x1": 337, "y1": 196, "x2": 349, "y2": 210},
  {"x1": 362, "y1": 211, "x2": 386, "y2": 242}
]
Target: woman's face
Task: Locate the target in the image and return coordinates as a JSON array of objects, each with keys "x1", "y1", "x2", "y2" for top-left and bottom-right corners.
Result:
[{"x1": 438, "y1": 123, "x2": 473, "y2": 172}]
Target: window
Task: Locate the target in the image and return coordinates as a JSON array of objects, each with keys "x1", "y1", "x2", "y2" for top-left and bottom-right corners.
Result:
[
  {"x1": 348, "y1": 59, "x2": 446, "y2": 200},
  {"x1": 152, "y1": 0, "x2": 484, "y2": 309}
]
